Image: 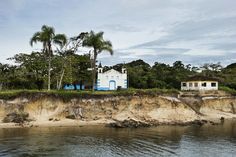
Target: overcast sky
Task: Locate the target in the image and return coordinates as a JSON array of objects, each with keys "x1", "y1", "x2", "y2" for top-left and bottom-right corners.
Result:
[{"x1": 0, "y1": 0, "x2": 236, "y2": 66}]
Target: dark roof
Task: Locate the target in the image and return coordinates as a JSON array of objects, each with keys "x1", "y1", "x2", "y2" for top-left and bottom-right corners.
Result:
[{"x1": 184, "y1": 76, "x2": 219, "y2": 82}]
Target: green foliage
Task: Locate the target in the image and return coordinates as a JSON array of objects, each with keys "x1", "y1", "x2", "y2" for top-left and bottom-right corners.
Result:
[
  {"x1": 3, "y1": 53, "x2": 236, "y2": 93},
  {"x1": 219, "y1": 86, "x2": 236, "y2": 95},
  {"x1": 7, "y1": 52, "x2": 47, "y2": 89},
  {"x1": 5, "y1": 52, "x2": 91, "y2": 90},
  {"x1": 30, "y1": 25, "x2": 67, "y2": 90},
  {"x1": 2, "y1": 52, "x2": 236, "y2": 93},
  {"x1": 0, "y1": 89, "x2": 179, "y2": 101},
  {"x1": 109, "y1": 60, "x2": 195, "y2": 89}
]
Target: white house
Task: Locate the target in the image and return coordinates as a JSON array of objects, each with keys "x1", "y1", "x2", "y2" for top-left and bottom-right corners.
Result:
[
  {"x1": 181, "y1": 76, "x2": 218, "y2": 91},
  {"x1": 96, "y1": 68, "x2": 127, "y2": 90}
]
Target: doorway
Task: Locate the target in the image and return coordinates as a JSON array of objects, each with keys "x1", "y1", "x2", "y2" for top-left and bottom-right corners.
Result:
[{"x1": 109, "y1": 80, "x2": 116, "y2": 90}]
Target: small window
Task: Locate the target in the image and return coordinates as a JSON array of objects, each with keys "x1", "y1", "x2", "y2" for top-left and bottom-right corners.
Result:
[
  {"x1": 106, "y1": 76, "x2": 108, "y2": 79},
  {"x1": 211, "y1": 82, "x2": 216, "y2": 87},
  {"x1": 182, "y1": 82, "x2": 187, "y2": 87},
  {"x1": 202, "y1": 82, "x2": 207, "y2": 87},
  {"x1": 117, "y1": 76, "x2": 119, "y2": 79},
  {"x1": 194, "y1": 83, "x2": 198, "y2": 87},
  {"x1": 111, "y1": 76, "x2": 114, "y2": 79},
  {"x1": 189, "y1": 83, "x2": 193, "y2": 87}
]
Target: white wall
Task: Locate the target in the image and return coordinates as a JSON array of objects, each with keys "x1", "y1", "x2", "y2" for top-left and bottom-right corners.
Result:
[
  {"x1": 97, "y1": 69, "x2": 127, "y2": 90},
  {"x1": 181, "y1": 81, "x2": 218, "y2": 91}
]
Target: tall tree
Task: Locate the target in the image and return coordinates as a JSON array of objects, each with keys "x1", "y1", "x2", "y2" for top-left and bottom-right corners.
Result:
[
  {"x1": 55, "y1": 32, "x2": 88, "y2": 90},
  {"x1": 30, "y1": 25, "x2": 67, "y2": 90},
  {"x1": 82, "y1": 31, "x2": 113, "y2": 91}
]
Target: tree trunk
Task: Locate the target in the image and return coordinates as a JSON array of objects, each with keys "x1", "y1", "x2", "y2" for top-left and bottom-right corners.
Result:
[
  {"x1": 92, "y1": 51, "x2": 97, "y2": 92},
  {"x1": 48, "y1": 54, "x2": 51, "y2": 91},
  {"x1": 69, "y1": 55, "x2": 73, "y2": 84},
  {"x1": 58, "y1": 68, "x2": 65, "y2": 90},
  {"x1": 47, "y1": 45, "x2": 52, "y2": 91},
  {"x1": 57, "y1": 54, "x2": 68, "y2": 90},
  {"x1": 56, "y1": 77, "x2": 59, "y2": 89}
]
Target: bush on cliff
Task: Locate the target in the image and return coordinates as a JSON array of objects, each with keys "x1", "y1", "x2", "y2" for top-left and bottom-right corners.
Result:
[{"x1": 219, "y1": 86, "x2": 236, "y2": 95}]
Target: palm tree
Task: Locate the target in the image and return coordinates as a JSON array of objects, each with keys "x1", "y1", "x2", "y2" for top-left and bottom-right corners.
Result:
[
  {"x1": 82, "y1": 31, "x2": 113, "y2": 91},
  {"x1": 30, "y1": 25, "x2": 67, "y2": 90}
]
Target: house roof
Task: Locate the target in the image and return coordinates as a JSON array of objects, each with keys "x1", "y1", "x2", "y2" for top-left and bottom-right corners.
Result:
[{"x1": 183, "y1": 76, "x2": 219, "y2": 82}]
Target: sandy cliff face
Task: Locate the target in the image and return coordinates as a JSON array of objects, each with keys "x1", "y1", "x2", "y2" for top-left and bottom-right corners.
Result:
[
  {"x1": 0, "y1": 95, "x2": 235, "y2": 126},
  {"x1": 200, "y1": 97, "x2": 236, "y2": 119}
]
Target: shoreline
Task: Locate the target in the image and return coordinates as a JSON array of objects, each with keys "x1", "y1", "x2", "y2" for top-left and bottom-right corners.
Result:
[
  {"x1": 0, "y1": 120, "x2": 105, "y2": 129},
  {"x1": 0, "y1": 117, "x2": 235, "y2": 129}
]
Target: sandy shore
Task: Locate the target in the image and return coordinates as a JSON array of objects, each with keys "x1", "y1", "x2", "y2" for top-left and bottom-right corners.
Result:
[
  {"x1": 0, "y1": 119, "x2": 111, "y2": 129},
  {"x1": 1, "y1": 116, "x2": 235, "y2": 129}
]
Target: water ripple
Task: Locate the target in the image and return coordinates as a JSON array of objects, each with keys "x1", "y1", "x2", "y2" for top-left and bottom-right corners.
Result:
[{"x1": 0, "y1": 120, "x2": 236, "y2": 157}]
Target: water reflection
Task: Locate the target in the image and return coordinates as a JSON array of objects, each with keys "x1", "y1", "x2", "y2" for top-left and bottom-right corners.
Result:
[{"x1": 0, "y1": 120, "x2": 235, "y2": 157}]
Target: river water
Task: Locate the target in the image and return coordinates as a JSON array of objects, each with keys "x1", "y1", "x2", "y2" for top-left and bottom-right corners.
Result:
[{"x1": 0, "y1": 120, "x2": 235, "y2": 157}]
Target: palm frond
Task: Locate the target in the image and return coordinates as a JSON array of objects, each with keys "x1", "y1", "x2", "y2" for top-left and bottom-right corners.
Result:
[
  {"x1": 99, "y1": 41, "x2": 113, "y2": 55},
  {"x1": 41, "y1": 25, "x2": 55, "y2": 36},
  {"x1": 40, "y1": 25, "x2": 55, "y2": 41},
  {"x1": 101, "y1": 45, "x2": 113, "y2": 55},
  {"x1": 82, "y1": 31, "x2": 113, "y2": 55},
  {"x1": 30, "y1": 32, "x2": 41, "y2": 46},
  {"x1": 53, "y1": 34, "x2": 67, "y2": 48}
]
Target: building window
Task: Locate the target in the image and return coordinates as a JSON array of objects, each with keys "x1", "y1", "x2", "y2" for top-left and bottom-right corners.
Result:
[
  {"x1": 182, "y1": 82, "x2": 187, "y2": 87},
  {"x1": 211, "y1": 82, "x2": 216, "y2": 87},
  {"x1": 106, "y1": 76, "x2": 108, "y2": 79},
  {"x1": 111, "y1": 76, "x2": 114, "y2": 79},
  {"x1": 117, "y1": 76, "x2": 119, "y2": 79},
  {"x1": 202, "y1": 82, "x2": 207, "y2": 87},
  {"x1": 194, "y1": 83, "x2": 198, "y2": 87},
  {"x1": 189, "y1": 83, "x2": 193, "y2": 87}
]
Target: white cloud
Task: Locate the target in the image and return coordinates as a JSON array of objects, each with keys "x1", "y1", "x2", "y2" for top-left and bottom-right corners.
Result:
[{"x1": 0, "y1": 0, "x2": 236, "y2": 66}]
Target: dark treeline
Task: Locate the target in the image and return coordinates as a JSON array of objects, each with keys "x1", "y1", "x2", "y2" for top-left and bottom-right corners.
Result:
[
  {"x1": 0, "y1": 52, "x2": 92, "y2": 90},
  {"x1": 105, "y1": 59, "x2": 236, "y2": 90},
  {"x1": 1, "y1": 53, "x2": 236, "y2": 91}
]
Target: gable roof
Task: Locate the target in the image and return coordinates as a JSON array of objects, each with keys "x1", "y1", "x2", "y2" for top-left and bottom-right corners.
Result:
[{"x1": 103, "y1": 69, "x2": 122, "y2": 74}]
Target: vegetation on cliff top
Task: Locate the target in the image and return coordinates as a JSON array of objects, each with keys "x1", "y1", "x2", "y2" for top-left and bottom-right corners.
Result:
[
  {"x1": 2, "y1": 54, "x2": 236, "y2": 92},
  {"x1": 0, "y1": 88, "x2": 179, "y2": 100}
]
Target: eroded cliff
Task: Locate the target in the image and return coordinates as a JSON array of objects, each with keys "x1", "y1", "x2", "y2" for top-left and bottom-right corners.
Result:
[{"x1": 0, "y1": 94, "x2": 235, "y2": 127}]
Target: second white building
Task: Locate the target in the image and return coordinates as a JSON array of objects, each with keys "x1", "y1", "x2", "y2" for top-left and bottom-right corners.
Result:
[{"x1": 181, "y1": 76, "x2": 218, "y2": 91}]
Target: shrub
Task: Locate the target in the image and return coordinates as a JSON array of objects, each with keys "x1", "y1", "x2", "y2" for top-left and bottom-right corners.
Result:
[{"x1": 219, "y1": 86, "x2": 236, "y2": 95}]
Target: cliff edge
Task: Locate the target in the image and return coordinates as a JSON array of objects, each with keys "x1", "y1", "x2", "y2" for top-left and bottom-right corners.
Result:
[{"x1": 0, "y1": 92, "x2": 235, "y2": 128}]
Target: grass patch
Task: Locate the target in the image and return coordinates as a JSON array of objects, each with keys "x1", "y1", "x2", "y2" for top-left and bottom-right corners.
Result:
[
  {"x1": 0, "y1": 88, "x2": 180, "y2": 101},
  {"x1": 219, "y1": 86, "x2": 236, "y2": 95}
]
